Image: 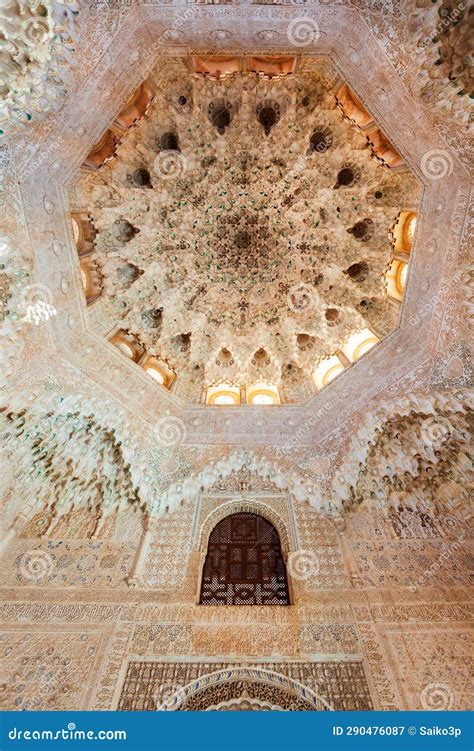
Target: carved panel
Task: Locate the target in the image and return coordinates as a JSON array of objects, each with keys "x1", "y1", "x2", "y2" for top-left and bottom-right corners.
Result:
[
  {"x1": 142, "y1": 505, "x2": 194, "y2": 591},
  {"x1": 4, "y1": 541, "x2": 135, "y2": 589},
  {"x1": 118, "y1": 659, "x2": 373, "y2": 711},
  {"x1": 0, "y1": 626, "x2": 108, "y2": 711},
  {"x1": 383, "y1": 626, "x2": 473, "y2": 711}
]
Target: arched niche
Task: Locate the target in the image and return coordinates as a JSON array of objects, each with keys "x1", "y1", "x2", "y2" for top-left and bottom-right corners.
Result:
[
  {"x1": 198, "y1": 511, "x2": 290, "y2": 606},
  {"x1": 167, "y1": 667, "x2": 329, "y2": 711},
  {"x1": 198, "y1": 500, "x2": 291, "y2": 555}
]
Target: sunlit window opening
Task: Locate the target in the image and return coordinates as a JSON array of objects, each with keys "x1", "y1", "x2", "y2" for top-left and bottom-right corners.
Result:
[
  {"x1": 191, "y1": 55, "x2": 240, "y2": 79},
  {"x1": 246, "y1": 383, "x2": 280, "y2": 405},
  {"x1": 403, "y1": 213, "x2": 417, "y2": 250},
  {"x1": 385, "y1": 259, "x2": 408, "y2": 302},
  {"x1": 366, "y1": 128, "x2": 405, "y2": 169},
  {"x1": 313, "y1": 355, "x2": 345, "y2": 390},
  {"x1": 140, "y1": 355, "x2": 175, "y2": 389},
  {"x1": 190, "y1": 55, "x2": 297, "y2": 81},
  {"x1": 80, "y1": 266, "x2": 89, "y2": 292},
  {"x1": 206, "y1": 385, "x2": 241, "y2": 405},
  {"x1": 391, "y1": 211, "x2": 417, "y2": 255},
  {"x1": 248, "y1": 55, "x2": 297, "y2": 79},
  {"x1": 109, "y1": 330, "x2": 144, "y2": 363},
  {"x1": 146, "y1": 367, "x2": 164, "y2": 384},
  {"x1": 72, "y1": 215, "x2": 81, "y2": 245},
  {"x1": 397, "y1": 262, "x2": 408, "y2": 294},
  {"x1": 116, "y1": 341, "x2": 135, "y2": 358},
  {"x1": 335, "y1": 83, "x2": 374, "y2": 129},
  {"x1": 71, "y1": 212, "x2": 96, "y2": 256},
  {"x1": 342, "y1": 328, "x2": 380, "y2": 363}
]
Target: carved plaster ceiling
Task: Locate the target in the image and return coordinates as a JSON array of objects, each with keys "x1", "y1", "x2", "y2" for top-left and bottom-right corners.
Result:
[
  {"x1": 2, "y1": 388, "x2": 471, "y2": 521},
  {"x1": 0, "y1": 0, "x2": 79, "y2": 136},
  {"x1": 0, "y1": 0, "x2": 471, "y2": 451},
  {"x1": 72, "y1": 57, "x2": 420, "y2": 402}
]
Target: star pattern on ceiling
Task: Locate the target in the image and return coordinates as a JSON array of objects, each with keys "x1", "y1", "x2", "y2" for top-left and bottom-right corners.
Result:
[{"x1": 73, "y1": 58, "x2": 420, "y2": 403}]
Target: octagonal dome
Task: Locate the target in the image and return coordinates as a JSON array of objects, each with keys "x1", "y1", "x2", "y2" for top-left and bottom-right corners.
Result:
[{"x1": 69, "y1": 56, "x2": 421, "y2": 405}]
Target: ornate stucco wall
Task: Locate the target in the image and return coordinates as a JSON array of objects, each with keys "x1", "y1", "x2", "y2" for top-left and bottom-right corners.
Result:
[
  {"x1": 1, "y1": 462, "x2": 471, "y2": 712},
  {"x1": 0, "y1": 0, "x2": 472, "y2": 714}
]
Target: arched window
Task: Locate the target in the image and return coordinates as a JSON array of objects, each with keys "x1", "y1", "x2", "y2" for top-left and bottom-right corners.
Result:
[
  {"x1": 206, "y1": 384, "x2": 241, "y2": 405},
  {"x1": 199, "y1": 512, "x2": 290, "y2": 605}
]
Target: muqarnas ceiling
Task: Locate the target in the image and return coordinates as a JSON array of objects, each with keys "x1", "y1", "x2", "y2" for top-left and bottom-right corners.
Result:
[{"x1": 70, "y1": 57, "x2": 421, "y2": 404}]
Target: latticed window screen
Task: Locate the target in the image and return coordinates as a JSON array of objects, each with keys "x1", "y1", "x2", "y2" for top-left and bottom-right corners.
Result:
[{"x1": 199, "y1": 512, "x2": 290, "y2": 605}]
